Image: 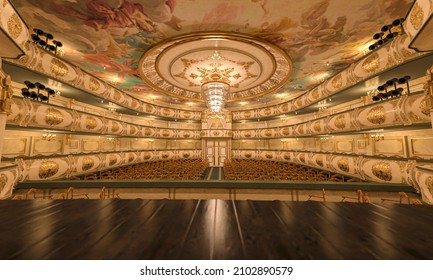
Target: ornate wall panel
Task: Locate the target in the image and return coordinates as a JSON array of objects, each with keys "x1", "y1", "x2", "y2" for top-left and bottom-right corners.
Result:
[
  {"x1": 0, "y1": 1, "x2": 29, "y2": 50},
  {"x1": 373, "y1": 139, "x2": 406, "y2": 156},
  {"x1": 414, "y1": 165, "x2": 433, "y2": 204},
  {"x1": 406, "y1": 0, "x2": 432, "y2": 42},
  {"x1": 409, "y1": 137, "x2": 433, "y2": 158}
]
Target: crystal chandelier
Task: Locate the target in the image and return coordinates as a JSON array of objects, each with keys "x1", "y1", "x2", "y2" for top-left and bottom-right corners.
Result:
[{"x1": 201, "y1": 82, "x2": 229, "y2": 113}]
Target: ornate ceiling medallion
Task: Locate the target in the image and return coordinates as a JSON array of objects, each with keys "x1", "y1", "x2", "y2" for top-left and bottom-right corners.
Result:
[{"x1": 139, "y1": 32, "x2": 292, "y2": 103}]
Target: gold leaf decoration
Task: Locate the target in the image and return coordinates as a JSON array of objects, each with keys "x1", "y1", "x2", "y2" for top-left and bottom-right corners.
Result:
[
  {"x1": 298, "y1": 126, "x2": 304, "y2": 135},
  {"x1": 213, "y1": 131, "x2": 220, "y2": 136},
  {"x1": 45, "y1": 108, "x2": 64, "y2": 126},
  {"x1": 143, "y1": 152, "x2": 152, "y2": 160},
  {"x1": 145, "y1": 105, "x2": 154, "y2": 113},
  {"x1": 410, "y1": 3, "x2": 424, "y2": 31},
  {"x1": 283, "y1": 153, "x2": 291, "y2": 160},
  {"x1": 316, "y1": 156, "x2": 324, "y2": 167},
  {"x1": 82, "y1": 157, "x2": 94, "y2": 171},
  {"x1": 265, "y1": 129, "x2": 272, "y2": 137},
  {"x1": 281, "y1": 104, "x2": 289, "y2": 112},
  {"x1": 265, "y1": 152, "x2": 273, "y2": 159},
  {"x1": 144, "y1": 128, "x2": 153, "y2": 136},
  {"x1": 367, "y1": 105, "x2": 386, "y2": 125},
  {"x1": 86, "y1": 116, "x2": 97, "y2": 129},
  {"x1": 162, "y1": 130, "x2": 170, "y2": 137},
  {"x1": 313, "y1": 121, "x2": 321, "y2": 132},
  {"x1": 162, "y1": 108, "x2": 171, "y2": 116},
  {"x1": 311, "y1": 89, "x2": 319, "y2": 99},
  {"x1": 183, "y1": 152, "x2": 190, "y2": 158},
  {"x1": 282, "y1": 127, "x2": 290, "y2": 136},
  {"x1": 245, "y1": 152, "x2": 252, "y2": 158},
  {"x1": 362, "y1": 53, "x2": 380, "y2": 73},
  {"x1": 113, "y1": 91, "x2": 121, "y2": 100},
  {"x1": 264, "y1": 108, "x2": 272, "y2": 116},
  {"x1": 7, "y1": 14, "x2": 23, "y2": 39},
  {"x1": 184, "y1": 111, "x2": 191, "y2": 118},
  {"x1": 337, "y1": 158, "x2": 349, "y2": 172},
  {"x1": 299, "y1": 154, "x2": 305, "y2": 163},
  {"x1": 372, "y1": 161, "x2": 392, "y2": 181},
  {"x1": 334, "y1": 115, "x2": 346, "y2": 129},
  {"x1": 331, "y1": 75, "x2": 343, "y2": 89},
  {"x1": 244, "y1": 111, "x2": 251, "y2": 118},
  {"x1": 89, "y1": 78, "x2": 100, "y2": 91},
  {"x1": 50, "y1": 58, "x2": 68, "y2": 77},
  {"x1": 130, "y1": 126, "x2": 136, "y2": 135},
  {"x1": 109, "y1": 155, "x2": 117, "y2": 165},
  {"x1": 161, "y1": 152, "x2": 169, "y2": 159},
  {"x1": 129, "y1": 154, "x2": 134, "y2": 162},
  {"x1": 183, "y1": 131, "x2": 191, "y2": 138},
  {"x1": 426, "y1": 176, "x2": 433, "y2": 194},
  {"x1": 39, "y1": 161, "x2": 59, "y2": 179},
  {"x1": 111, "y1": 122, "x2": 120, "y2": 132},
  {"x1": 244, "y1": 131, "x2": 251, "y2": 137},
  {"x1": 0, "y1": 174, "x2": 7, "y2": 193},
  {"x1": 131, "y1": 99, "x2": 138, "y2": 108}
]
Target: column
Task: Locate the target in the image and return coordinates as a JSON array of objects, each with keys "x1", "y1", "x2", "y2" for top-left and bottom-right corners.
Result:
[{"x1": 0, "y1": 59, "x2": 13, "y2": 163}]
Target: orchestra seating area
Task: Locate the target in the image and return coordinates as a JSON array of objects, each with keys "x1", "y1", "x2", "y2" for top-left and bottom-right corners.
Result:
[
  {"x1": 224, "y1": 159, "x2": 356, "y2": 182},
  {"x1": 80, "y1": 159, "x2": 209, "y2": 180}
]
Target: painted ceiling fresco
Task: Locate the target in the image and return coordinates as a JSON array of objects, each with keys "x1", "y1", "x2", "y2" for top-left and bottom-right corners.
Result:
[{"x1": 10, "y1": 0, "x2": 413, "y2": 109}]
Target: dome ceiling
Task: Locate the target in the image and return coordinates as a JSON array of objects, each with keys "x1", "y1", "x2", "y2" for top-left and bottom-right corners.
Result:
[{"x1": 10, "y1": 0, "x2": 413, "y2": 110}]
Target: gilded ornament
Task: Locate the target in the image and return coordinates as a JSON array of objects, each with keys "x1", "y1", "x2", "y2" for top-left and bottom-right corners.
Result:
[
  {"x1": 162, "y1": 108, "x2": 171, "y2": 116},
  {"x1": 82, "y1": 157, "x2": 94, "y2": 171},
  {"x1": 50, "y1": 58, "x2": 69, "y2": 77},
  {"x1": 109, "y1": 155, "x2": 117, "y2": 165},
  {"x1": 264, "y1": 108, "x2": 272, "y2": 116},
  {"x1": 425, "y1": 176, "x2": 433, "y2": 193},
  {"x1": 367, "y1": 106, "x2": 386, "y2": 125},
  {"x1": 334, "y1": 115, "x2": 346, "y2": 129},
  {"x1": 298, "y1": 126, "x2": 304, "y2": 135},
  {"x1": 299, "y1": 154, "x2": 305, "y2": 163},
  {"x1": 45, "y1": 108, "x2": 64, "y2": 126},
  {"x1": 283, "y1": 153, "x2": 291, "y2": 160},
  {"x1": 316, "y1": 156, "x2": 324, "y2": 167},
  {"x1": 183, "y1": 152, "x2": 190, "y2": 158},
  {"x1": 244, "y1": 111, "x2": 251, "y2": 118},
  {"x1": 111, "y1": 122, "x2": 120, "y2": 132},
  {"x1": 372, "y1": 161, "x2": 392, "y2": 181},
  {"x1": 410, "y1": 3, "x2": 424, "y2": 31},
  {"x1": 362, "y1": 53, "x2": 380, "y2": 73},
  {"x1": 144, "y1": 128, "x2": 153, "y2": 136},
  {"x1": 130, "y1": 126, "x2": 137, "y2": 135},
  {"x1": 281, "y1": 104, "x2": 289, "y2": 112},
  {"x1": 39, "y1": 161, "x2": 59, "y2": 179},
  {"x1": 113, "y1": 91, "x2": 121, "y2": 100},
  {"x1": 311, "y1": 89, "x2": 319, "y2": 99},
  {"x1": 295, "y1": 99, "x2": 303, "y2": 107},
  {"x1": 265, "y1": 152, "x2": 273, "y2": 159},
  {"x1": 129, "y1": 154, "x2": 135, "y2": 162},
  {"x1": 131, "y1": 99, "x2": 138, "y2": 108},
  {"x1": 162, "y1": 130, "x2": 170, "y2": 137},
  {"x1": 7, "y1": 14, "x2": 22, "y2": 39},
  {"x1": 89, "y1": 78, "x2": 100, "y2": 91},
  {"x1": 85, "y1": 116, "x2": 97, "y2": 129},
  {"x1": 337, "y1": 158, "x2": 349, "y2": 172},
  {"x1": 265, "y1": 129, "x2": 272, "y2": 137},
  {"x1": 184, "y1": 111, "x2": 191, "y2": 118},
  {"x1": 213, "y1": 131, "x2": 220, "y2": 136},
  {"x1": 143, "y1": 152, "x2": 152, "y2": 160},
  {"x1": 161, "y1": 152, "x2": 169, "y2": 159},
  {"x1": 331, "y1": 75, "x2": 343, "y2": 89},
  {"x1": 313, "y1": 121, "x2": 321, "y2": 132},
  {"x1": 145, "y1": 105, "x2": 154, "y2": 113},
  {"x1": 282, "y1": 127, "x2": 290, "y2": 136},
  {"x1": 183, "y1": 131, "x2": 191, "y2": 138},
  {"x1": 244, "y1": 131, "x2": 251, "y2": 137},
  {"x1": 245, "y1": 152, "x2": 252, "y2": 158},
  {"x1": 0, "y1": 174, "x2": 7, "y2": 193}
]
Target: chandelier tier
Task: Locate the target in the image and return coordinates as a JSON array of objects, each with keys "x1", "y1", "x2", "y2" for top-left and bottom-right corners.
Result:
[{"x1": 201, "y1": 82, "x2": 229, "y2": 113}]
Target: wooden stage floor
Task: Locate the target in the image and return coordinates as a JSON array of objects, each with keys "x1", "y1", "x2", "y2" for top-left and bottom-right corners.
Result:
[{"x1": 1, "y1": 199, "x2": 432, "y2": 259}]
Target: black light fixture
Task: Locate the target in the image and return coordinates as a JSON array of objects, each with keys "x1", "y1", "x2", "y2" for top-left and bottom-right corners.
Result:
[
  {"x1": 369, "y1": 18, "x2": 405, "y2": 51},
  {"x1": 21, "y1": 80, "x2": 58, "y2": 103},
  {"x1": 371, "y1": 75, "x2": 411, "y2": 101},
  {"x1": 31, "y1": 28, "x2": 63, "y2": 56}
]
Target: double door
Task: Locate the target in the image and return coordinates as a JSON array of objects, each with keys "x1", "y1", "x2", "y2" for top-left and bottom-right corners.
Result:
[{"x1": 204, "y1": 140, "x2": 230, "y2": 167}]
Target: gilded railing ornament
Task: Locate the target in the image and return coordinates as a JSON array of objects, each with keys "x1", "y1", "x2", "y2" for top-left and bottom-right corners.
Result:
[
  {"x1": 143, "y1": 152, "x2": 152, "y2": 160},
  {"x1": 331, "y1": 75, "x2": 343, "y2": 89},
  {"x1": 337, "y1": 158, "x2": 349, "y2": 172},
  {"x1": 334, "y1": 115, "x2": 346, "y2": 129},
  {"x1": 82, "y1": 157, "x2": 94, "y2": 171},
  {"x1": 45, "y1": 108, "x2": 64, "y2": 125},
  {"x1": 372, "y1": 161, "x2": 392, "y2": 181},
  {"x1": 367, "y1": 105, "x2": 386, "y2": 125},
  {"x1": 316, "y1": 156, "x2": 324, "y2": 167},
  {"x1": 265, "y1": 152, "x2": 273, "y2": 159},
  {"x1": 7, "y1": 14, "x2": 22, "y2": 39},
  {"x1": 109, "y1": 155, "x2": 117, "y2": 165},
  {"x1": 39, "y1": 161, "x2": 59, "y2": 179},
  {"x1": 421, "y1": 66, "x2": 433, "y2": 114},
  {"x1": 362, "y1": 53, "x2": 380, "y2": 73},
  {"x1": 50, "y1": 58, "x2": 68, "y2": 77},
  {"x1": 85, "y1": 116, "x2": 97, "y2": 129},
  {"x1": 89, "y1": 78, "x2": 100, "y2": 91},
  {"x1": 426, "y1": 176, "x2": 433, "y2": 194}
]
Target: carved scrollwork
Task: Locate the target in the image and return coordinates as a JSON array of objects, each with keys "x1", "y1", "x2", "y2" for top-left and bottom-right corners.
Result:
[
  {"x1": 372, "y1": 161, "x2": 392, "y2": 181},
  {"x1": 39, "y1": 161, "x2": 59, "y2": 179}
]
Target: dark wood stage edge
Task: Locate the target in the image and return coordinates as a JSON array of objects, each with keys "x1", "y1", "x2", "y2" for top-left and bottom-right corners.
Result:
[{"x1": 0, "y1": 199, "x2": 432, "y2": 260}]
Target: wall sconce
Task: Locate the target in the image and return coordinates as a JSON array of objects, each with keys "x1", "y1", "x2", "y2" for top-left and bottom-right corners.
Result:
[
  {"x1": 370, "y1": 133, "x2": 384, "y2": 142},
  {"x1": 42, "y1": 133, "x2": 56, "y2": 141},
  {"x1": 31, "y1": 28, "x2": 63, "y2": 56},
  {"x1": 21, "y1": 81, "x2": 59, "y2": 103},
  {"x1": 369, "y1": 18, "x2": 404, "y2": 51},
  {"x1": 371, "y1": 76, "x2": 410, "y2": 101}
]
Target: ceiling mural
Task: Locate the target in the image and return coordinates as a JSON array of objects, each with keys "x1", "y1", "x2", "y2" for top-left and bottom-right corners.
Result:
[{"x1": 10, "y1": 0, "x2": 413, "y2": 109}]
